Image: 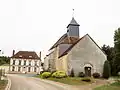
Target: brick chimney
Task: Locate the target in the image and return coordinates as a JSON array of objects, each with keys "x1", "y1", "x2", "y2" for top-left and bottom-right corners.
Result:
[{"x1": 12, "y1": 50, "x2": 15, "y2": 56}]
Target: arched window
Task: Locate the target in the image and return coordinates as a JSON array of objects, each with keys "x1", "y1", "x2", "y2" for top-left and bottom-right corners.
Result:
[
  {"x1": 18, "y1": 67, "x2": 21, "y2": 71},
  {"x1": 12, "y1": 66, "x2": 15, "y2": 71},
  {"x1": 29, "y1": 61, "x2": 31, "y2": 66},
  {"x1": 34, "y1": 67, "x2": 36, "y2": 72},
  {"x1": 35, "y1": 61, "x2": 37, "y2": 66},
  {"x1": 19, "y1": 60, "x2": 21, "y2": 65},
  {"x1": 28, "y1": 67, "x2": 31, "y2": 72},
  {"x1": 24, "y1": 61, "x2": 26, "y2": 65},
  {"x1": 13, "y1": 60, "x2": 15, "y2": 65}
]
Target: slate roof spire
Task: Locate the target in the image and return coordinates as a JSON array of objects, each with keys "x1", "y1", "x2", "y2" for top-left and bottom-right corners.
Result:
[{"x1": 67, "y1": 17, "x2": 80, "y2": 28}]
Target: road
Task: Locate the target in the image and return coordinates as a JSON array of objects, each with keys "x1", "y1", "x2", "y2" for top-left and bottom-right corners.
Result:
[{"x1": 8, "y1": 74, "x2": 72, "y2": 90}]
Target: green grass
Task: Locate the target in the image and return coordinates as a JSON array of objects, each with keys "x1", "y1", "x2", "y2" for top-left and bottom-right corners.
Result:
[
  {"x1": 36, "y1": 74, "x2": 93, "y2": 85},
  {"x1": 0, "y1": 80, "x2": 7, "y2": 90},
  {"x1": 94, "y1": 81, "x2": 120, "y2": 90},
  {"x1": 47, "y1": 77, "x2": 92, "y2": 85}
]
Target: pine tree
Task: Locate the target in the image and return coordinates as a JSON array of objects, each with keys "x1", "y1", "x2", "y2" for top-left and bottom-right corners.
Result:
[{"x1": 103, "y1": 60, "x2": 111, "y2": 79}]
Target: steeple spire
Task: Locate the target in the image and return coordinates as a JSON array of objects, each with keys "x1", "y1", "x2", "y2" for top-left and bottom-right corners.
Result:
[
  {"x1": 72, "y1": 9, "x2": 74, "y2": 18},
  {"x1": 67, "y1": 13, "x2": 80, "y2": 38},
  {"x1": 67, "y1": 17, "x2": 79, "y2": 28}
]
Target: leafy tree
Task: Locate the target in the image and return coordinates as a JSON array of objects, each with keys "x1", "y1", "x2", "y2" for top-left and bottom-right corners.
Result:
[
  {"x1": 103, "y1": 60, "x2": 111, "y2": 79},
  {"x1": 0, "y1": 56, "x2": 10, "y2": 65},
  {"x1": 113, "y1": 28, "x2": 120, "y2": 75}
]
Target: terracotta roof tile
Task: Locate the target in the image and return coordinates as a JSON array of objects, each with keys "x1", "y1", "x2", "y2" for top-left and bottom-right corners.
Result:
[
  {"x1": 49, "y1": 33, "x2": 79, "y2": 50},
  {"x1": 49, "y1": 33, "x2": 67, "y2": 50},
  {"x1": 59, "y1": 34, "x2": 107, "y2": 58},
  {"x1": 11, "y1": 51, "x2": 40, "y2": 59}
]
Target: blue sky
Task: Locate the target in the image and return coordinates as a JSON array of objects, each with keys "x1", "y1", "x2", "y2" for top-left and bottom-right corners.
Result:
[{"x1": 0, "y1": 0, "x2": 119, "y2": 58}]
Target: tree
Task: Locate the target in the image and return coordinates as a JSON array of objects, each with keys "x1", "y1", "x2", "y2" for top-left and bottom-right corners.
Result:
[
  {"x1": 0, "y1": 56, "x2": 10, "y2": 65},
  {"x1": 113, "y1": 28, "x2": 120, "y2": 75},
  {"x1": 101, "y1": 44, "x2": 115, "y2": 75},
  {"x1": 103, "y1": 60, "x2": 111, "y2": 79}
]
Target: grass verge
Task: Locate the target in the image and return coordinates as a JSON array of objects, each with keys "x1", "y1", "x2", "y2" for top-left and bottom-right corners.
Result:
[
  {"x1": 0, "y1": 80, "x2": 8, "y2": 90},
  {"x1": 47, "y1": 77, "x2": 93, "y2": 85},
  {"x1": 94, "y1": 81, "x2": 120, "y2": 90},
  {"x1": 36, "y1": 75, "x2": 93, "y2": 85}
]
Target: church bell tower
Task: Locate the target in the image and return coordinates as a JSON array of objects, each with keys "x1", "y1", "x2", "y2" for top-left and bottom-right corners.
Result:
[{"x1": 67, "y1": 17, "x2": 80, "y2": 38}]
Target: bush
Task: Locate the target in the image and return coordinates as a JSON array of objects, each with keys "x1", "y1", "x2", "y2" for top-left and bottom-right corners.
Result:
[
  {"x1": 69, "y1": 69, "x2": 74, "y2": 77},
  {"x1": 103, "y1": 60, "x2": 111, "y2": 79},
  {"x1": 78, "y1": 72, "x2": 85, "y2": 77},
  {"x1": 52, "y1": 71, "x2": 67, "y2": 78},
  {"x1": 81, "y1": 77, "x2": 91, "y2": 82},
  {"x1": 41, "y1": 72, "x2": 51, "y2": 78},
  {"x1": 93, "y1": 72, "x2": 100, "y2": 78}
]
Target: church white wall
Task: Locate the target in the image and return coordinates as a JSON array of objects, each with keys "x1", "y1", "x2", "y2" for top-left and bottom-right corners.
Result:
[
  {"x1": 44, "y1": 56, "x2": 49, "y2": 70},
  {"x1": 67, "y1": 35, "x2": 107, "y2": 76}
]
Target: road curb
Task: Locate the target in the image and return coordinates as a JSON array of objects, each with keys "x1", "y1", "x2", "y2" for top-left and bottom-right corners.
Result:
[{"x1": 5, "y1": 76, "x2": 11, "y2": 90}]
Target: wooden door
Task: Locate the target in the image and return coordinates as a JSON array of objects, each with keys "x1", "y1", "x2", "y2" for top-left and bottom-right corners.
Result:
[{"x1": 84, "y1": 67, "x2": 91, "y2": 77}]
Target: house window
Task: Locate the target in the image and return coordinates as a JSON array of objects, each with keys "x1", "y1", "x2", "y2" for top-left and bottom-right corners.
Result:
[
  {"x1": 34, "y1": 67, "x2": 36, "y2": 72},
  {"x1": 24, "y1": 61, "x2": 26, "y2": 65},
  {"x1": 13, "y1": 60, "x2": 15, "y2": 65},
  {"x1": 12, "y1": 66, "x2": 15, "y2": 71},
  {"x1": 35, "y1": 61, "x2": 37, "y2": 66},
  {"x1": 18, "y1": 67, "x2": 21, "y2": 71},
  {"x1": 29, "y1": 56, "x2": 32, "y2": 58},
  {"x1": 28, "y1": 67, "x2": 31, "y2": 72},
  {"x1": 29, "y1": 61, "x2": 31, "y2": 66},
  {"x1": 19, "y1": 60, "x2": 21, "y2": 65},
  {"x1": 19, "y1": 55, "x2": 22, "y2": 57}
]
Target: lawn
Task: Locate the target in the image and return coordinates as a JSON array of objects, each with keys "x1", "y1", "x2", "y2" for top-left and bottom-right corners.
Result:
[
  {"x1": 0, "y1": 80, "x2": 7, "y2": 90},
  {"x1": 36, "y1": 75, "x2": 93, "y2": 85},
  {"x1": 47, "y1": 77, "x2": 93, "y2": 85},
  {"x1": 94, "y1": 81, "x2": 120, "y2": 90}
]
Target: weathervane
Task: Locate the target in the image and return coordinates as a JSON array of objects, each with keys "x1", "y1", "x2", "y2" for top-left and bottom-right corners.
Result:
[{"x1": 72, "y1": 9, "x2": 74, "y2": 17}]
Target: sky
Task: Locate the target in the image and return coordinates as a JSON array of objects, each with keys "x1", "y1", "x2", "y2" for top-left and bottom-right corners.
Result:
[{"x1": 0, "y1": 0, "x2": 120, "y2": 59}]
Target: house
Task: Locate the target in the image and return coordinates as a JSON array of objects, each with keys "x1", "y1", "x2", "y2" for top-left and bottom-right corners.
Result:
[
  {"x1": 9, "y1": 50, "x2": 42, "y2": 74},
  {"x1": 44, "y1": 17, "x2": 107, "y2": 76}
]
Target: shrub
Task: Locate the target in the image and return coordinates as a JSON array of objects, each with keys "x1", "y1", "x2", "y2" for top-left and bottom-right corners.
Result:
[
  {"x1": 69, "y1": 69, "x2": 74, "y2": 77},
  {"x1": 103, "y1": 60, "x2": 111, "y2": 79},
  {"x1": 41, "y1": 72, "x2": 51, "y2": 78},
  {"x1": 78, "y1": 72, "x2": 85, "y2": 77},
  {"x1": 93, "y1": 72, "x2": 100, "y2": 78},
  {"x1": 81, "y1": 77, "x2": 91, "y2": 82},
  {"x1": 52, "y1": 71, "x2": 67, "y2": 78}
]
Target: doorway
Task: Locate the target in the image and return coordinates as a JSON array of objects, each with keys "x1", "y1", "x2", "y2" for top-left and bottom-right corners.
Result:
[{"x1": 84, "y1": 67, "x2": 91, "y2": 77}]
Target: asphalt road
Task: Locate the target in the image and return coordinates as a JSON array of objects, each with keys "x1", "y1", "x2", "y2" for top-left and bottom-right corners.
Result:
[{"x1": 8, "y1": 74, "x2": 71, "y2": 90}]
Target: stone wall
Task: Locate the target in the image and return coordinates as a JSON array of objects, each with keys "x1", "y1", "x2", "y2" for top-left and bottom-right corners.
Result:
[{"x1": 67, "y1": 35, "x2": 106, "y2": 76}]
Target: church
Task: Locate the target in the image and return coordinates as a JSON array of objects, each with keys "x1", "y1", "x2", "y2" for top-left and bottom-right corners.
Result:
[{"x1": 44, "y1": 17, "x2": 107, "y2": 76}]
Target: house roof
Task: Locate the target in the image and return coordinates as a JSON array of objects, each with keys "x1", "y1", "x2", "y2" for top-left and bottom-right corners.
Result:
[
  {"x1": 49, "y1": 33, "x2": 79, "y2": 50},
  {"x1": 59, "y1": 34, "x2": 107, "y2": 58},
  {"x1": 49, "y1": 33, "x2": 67, "y2": 50},
  {"x1": 11, "y1": 51, "x2": 40, "y2": 59},
  {"x1": 67, "y1": 17, "x2": 80, "y2": 28}
]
